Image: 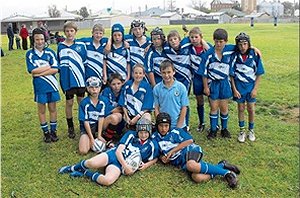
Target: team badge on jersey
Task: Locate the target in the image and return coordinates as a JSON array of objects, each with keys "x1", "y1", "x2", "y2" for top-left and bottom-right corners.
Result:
[
  {"x1": 122, "y1": 50, "x2": 127, "y2": 56},
  {"x1": 76, "y1": 46, "x2": 82, "y2": 53},
  {"x1": 174, "y1": 90, "x2": 180, "y2": 97}
]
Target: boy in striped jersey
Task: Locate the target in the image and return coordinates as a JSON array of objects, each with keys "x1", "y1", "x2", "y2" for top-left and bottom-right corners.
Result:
[
  {"x1": 26, "y1": 28, "x2": 60, "y2": 143},
  {"x1": 231, "y1": 32, "x2": 264, "y2": 143},
  {"x1": 57, "y1": 21, "x2": 87, "y2": 139}
]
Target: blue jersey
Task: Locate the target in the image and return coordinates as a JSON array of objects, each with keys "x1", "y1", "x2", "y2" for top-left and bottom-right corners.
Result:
[
  {"x1": 153, "y1": 80, "x2": 189, "y2": 129},
  {"x1": 78, "y1": 96, "x2": 105, "y2": 124},
  {"x1": 101, "y1": 86, "x2": 121, "y2": 109},
  {"x1": 79, "y1": 37, "x2": 108, "y2": 80},
  {"x1": 232, "y1": 49, "x2": 265, "y2": 83},
  {"x1": 144, "y1": 45, "x2": 168, "y2": 84},
  {"x1": 125, "y1": 34, "x2": 151, "y2": 68},
  {"x1": 26, "y1": 48, "x2": 60, "y2": 94},
  {"x1": 119, "y1": 130, "x2": 159, "y2": 163},
  {"x1": 105, "y1": 44, "x2": 130, "y2": 81},
  {"x1": 119, "y1": 80, "x2": 153, "y2": 116},
  {"x1": 199, "y1": 44, "x2": 235, "y2": 81},
  {"x1": 152, "y1": 128, "x2": 202, "y2": 168},
  {"x1": 57, "y1": 40, "x2": 87, "y2": 92},
  {"x1": 164, "y1": 39, "x2": 192, "y2": 90}
]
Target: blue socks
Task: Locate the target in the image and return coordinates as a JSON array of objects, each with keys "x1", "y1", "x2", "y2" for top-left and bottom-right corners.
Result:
[
  {"x1": 84, "y1": 170, "x2": 102, "y2": 184},
  {"x1": 200, "y1": 161, "x2": 229, "y2": 178},
  {"x1": 72, "y1": 160, "x2": 88, "y2": 172},
  {"x1": 40, "y1": 122, "x2": 48, "y2": 133},
  {"x1": 249, "y1": 122, "x2": 254, "y2": 130},
  {"x1": 220, "y1": 113, "x2": 228, "y2": 130},
  {"x1": 50, "y1": 121, "x2": 57, "y2": 132},
  {"x1": 209, "y1": 113, "x2": 218, "y2": 131}
]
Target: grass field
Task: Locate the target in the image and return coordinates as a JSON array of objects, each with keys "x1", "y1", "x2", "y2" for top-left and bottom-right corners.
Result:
[{"x1": 1, "y1": 23, "x2": 299, "y2": 197}]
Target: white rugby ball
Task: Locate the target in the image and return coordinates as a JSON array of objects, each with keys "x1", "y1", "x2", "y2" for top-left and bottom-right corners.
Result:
[
  {"x1": 122, "y1": 151, "x2": 142, "y2": 174},
  {"x1": 91, "y1": 139, "x2": 106, "y2": 153}
]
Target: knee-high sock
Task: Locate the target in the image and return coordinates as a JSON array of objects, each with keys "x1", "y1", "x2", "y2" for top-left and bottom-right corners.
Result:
[
  {"x1": 200, "y1": 161, "x2": 229, "y2": 178},
  {"x1": 72, "y1": 160, "x2": 87, "y2": 172},
  {"x1": 220, "y1": 113, "x2": 229, "y2": 130},
  {"x1": 84, "y1": 170, "x2": 102, "y2": 185},
  {"x1": 209, "y1": 113, "x2": 218, "y2": 131}
]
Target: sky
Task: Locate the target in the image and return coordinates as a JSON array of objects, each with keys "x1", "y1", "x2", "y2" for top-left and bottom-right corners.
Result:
[{"x1": 1, "y1": 0, "x2": 298, "y2": 19}]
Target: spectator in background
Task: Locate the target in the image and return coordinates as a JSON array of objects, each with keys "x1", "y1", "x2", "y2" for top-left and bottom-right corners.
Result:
[
  {"x1": 20, "y1": 24, "x2": 29, "y2": 50},
  {"x1": 28, "y1": 25, "x2": 34, "y2": 48},
  {"x1": 7, "y1": 23, "x2": 14, "y2": 51}
]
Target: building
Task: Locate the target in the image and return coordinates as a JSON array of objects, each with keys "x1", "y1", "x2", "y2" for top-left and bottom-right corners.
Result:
[
  {"x1": 211, "y1": 0, "x2": 237, "y2": 12},
  {"x1": 258, "y1": 1, "x2": 284, "y2": 17},
  {"x1": 241, "y1": 0, "x2": 257, "y2": 14}
]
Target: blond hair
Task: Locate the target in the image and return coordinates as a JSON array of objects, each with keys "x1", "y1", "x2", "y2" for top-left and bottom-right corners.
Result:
[
  {"x1": 63, "y1": 21, "x2": 78, "y2": 32},
  {"x1": 92, "y1": 23, "x2": 105, "y2": 33},
  {"x1": 189, "y1": 27, "x2": 202, "y2": 36},
  {"x1": 167, "y1": 30, "x2": 181, "y2": 42}
]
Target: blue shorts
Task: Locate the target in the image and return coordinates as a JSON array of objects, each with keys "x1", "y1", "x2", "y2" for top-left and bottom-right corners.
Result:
[
  {"x1": 34, "y1": 91, "x2": 60, "y2": 104},
  {"x1": 181, "y1": 144, "x2": 203, "y2": 171},
  {"x1": 193, "y1": 74, "x2": 204, "y2": 95},
  {"x1": 233, "y1": 81, "x2": 256, "y2": 103},
  {"x1": 209, "y1": 79, "x2": 232, "y2": 100},
  {"x1": 106, "y1": 149, "x2": 122, "y2": 171}
]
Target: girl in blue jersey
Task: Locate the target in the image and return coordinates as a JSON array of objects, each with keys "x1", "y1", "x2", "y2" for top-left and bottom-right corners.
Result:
[
  {"x1": 152, "y1": 113, "x2": 240, "y2": 189},
  {"x1": 101, "y1": 73, "x2": 125, "y2": 146},
  {"x1": 188, "y1": 27, "x2": 211, "y2": 132},
  {"x1": 103, "y1": 23, "x2": 131, "y2": 84},
  {"x1": 57, "y1": 21, "x2": 87, "y2": 139},
  {"x1": 79, "y1": 24, "x2": 108, "y2": 82},
  {"x1": 230, "y1": 32, "x2": 265, "y2": 143},
  {"x1": 26, "y1": 28, "x2": 60, "y2": 143},
  {"x1": 119, "y1": 63, "x2": 153, "y2": 130},
  {"x1": 59, "y1": 118, "x2": 159, "y2": 186},
  {"x1": 144, "y1": 27, "x2": 167, "y2": 87},
  {"x1": 78, "y1": 77, "x2": 106, "y2": 155}
]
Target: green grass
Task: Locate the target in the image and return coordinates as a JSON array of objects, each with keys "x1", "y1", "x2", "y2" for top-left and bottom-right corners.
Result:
[{"x1": 1, "y1": 23, "x2": 299, "y2": 197}]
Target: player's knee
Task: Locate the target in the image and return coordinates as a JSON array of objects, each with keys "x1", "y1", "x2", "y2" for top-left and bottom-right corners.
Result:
[
  {"x1": 101, "y1": 177, "x2": 115, "y2": 186},
  {"x1": 78, "y1": 146, "x2": 89, "y2": 155},
  {"x1": 191, "y1": 173, "x2": 211, "y2": 183},
  {"x1": 238, "y1": 105, "x2": 245, "y2": 112},
  {"x1": 247, "y1": 105, "x2": 254, "y2": 114},
  {"x1": 186, "y1": 160, "x2": 199, "y2": 172}
]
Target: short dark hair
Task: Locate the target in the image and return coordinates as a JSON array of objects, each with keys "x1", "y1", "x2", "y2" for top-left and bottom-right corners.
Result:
[
  {"x1": 213, "y1": 28, "x2": 228, "y2": 41},
  {"x1": 159, "y1": 59, "x2": 174, "y2": 71}
]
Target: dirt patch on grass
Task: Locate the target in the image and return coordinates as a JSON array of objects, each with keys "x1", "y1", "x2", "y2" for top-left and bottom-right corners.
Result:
[{"x1": 281, "y1": 107, "x2": 299, "y2": 124}]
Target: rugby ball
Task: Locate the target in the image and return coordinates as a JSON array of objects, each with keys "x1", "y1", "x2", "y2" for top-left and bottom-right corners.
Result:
[
  {"x1": 122, "y1": 151, "x2": 142, "y2": 174},
  {"x1": 91, "y1": 139, "x2": 106, "y2": 153}
]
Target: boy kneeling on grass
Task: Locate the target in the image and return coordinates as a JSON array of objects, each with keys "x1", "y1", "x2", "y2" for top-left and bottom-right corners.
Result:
[{"x1": 152, "y1": 112, "x2": 240, "y2": 189}]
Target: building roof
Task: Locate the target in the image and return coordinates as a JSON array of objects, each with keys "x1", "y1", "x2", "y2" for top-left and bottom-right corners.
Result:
[
  {"x1": 211, "y1": 0, "x2": 235, "y2": 4},
  {"x1": 1, "y1": 15, "x2": 34, "y2": 22},
  {"x1": 182, "y1": 6, "x2": 208, "y2": 16},
  {"x1": 160, "y1": 12, "x2": 180, "y2": 18},
  {"x1": 245, "y1": 12, "x2": 271, "y2": 18}
]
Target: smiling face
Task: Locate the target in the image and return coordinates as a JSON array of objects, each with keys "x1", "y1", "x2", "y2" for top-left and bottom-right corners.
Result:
[
  {"x1": 33, "y1": 34, "x2": 45, "y2": 51},
  {"x1": 161, "y1": 66, "x2": 175, "y2": 84},
  {"x1": 92, "y1": 30, "x2": 104, "y2": 42},
  {"x1": 132, "y1": 65, "x2": 145, "y2": 83},
  {"x1": 138, "y1": 130, "x2": 150, "y2": 141}
]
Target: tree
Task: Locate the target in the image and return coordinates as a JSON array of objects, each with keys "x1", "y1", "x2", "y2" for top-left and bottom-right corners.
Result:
[
  {"x1": 48, "y1": 5, "x2": 61, "y2": 18},
  {"x1": 282, "y1": 1, "x2": 293, "y2": 15},
  {"x1": 79, "y1": 6, "x2": 89, "y2": 18},
  {"x1": 190, "y1": 0, "x2": 210, "y2": 13}
]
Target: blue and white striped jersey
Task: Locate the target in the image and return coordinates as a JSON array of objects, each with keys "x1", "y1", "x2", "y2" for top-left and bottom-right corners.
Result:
[
  {"x1": 199, "y1": 44, "x2": 235, "y2": 81},
  {"x1": 79, "y1": 37, "x2": 108, "y2": 80},
  {"x1": 152, "y1": 128, "x2": 201, "y2": 168},
  {"x1": 119, "y1": 130, "x2": 159, "y2": 162},
  {"x1": 26, "y1": 48, "x2": 60, "y2": 94},
  {"x1": 232, "y1": 49, "x2": 265, "y2": 83},
  {"x1": 125, "y1": 34, "x2": 151, "y2": 68},
  {"x1": 144, "y1": 45, "x2": 168, "y2": 84},
  {"x1": 78, "y1": 96, "x2": 105, "y2": 124},
  {"x1": 163, "y1": 38, "x2": 192, "y2": 90},
  {"x1": 57, "y1": 40, "x2": 87, "y2": 92},
  {"x1": 105, "y1": 44, "x2": 130, "y2": 81},
  {"x1": 119, "y1": 80, "x2": 153, "y2": 116}
]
